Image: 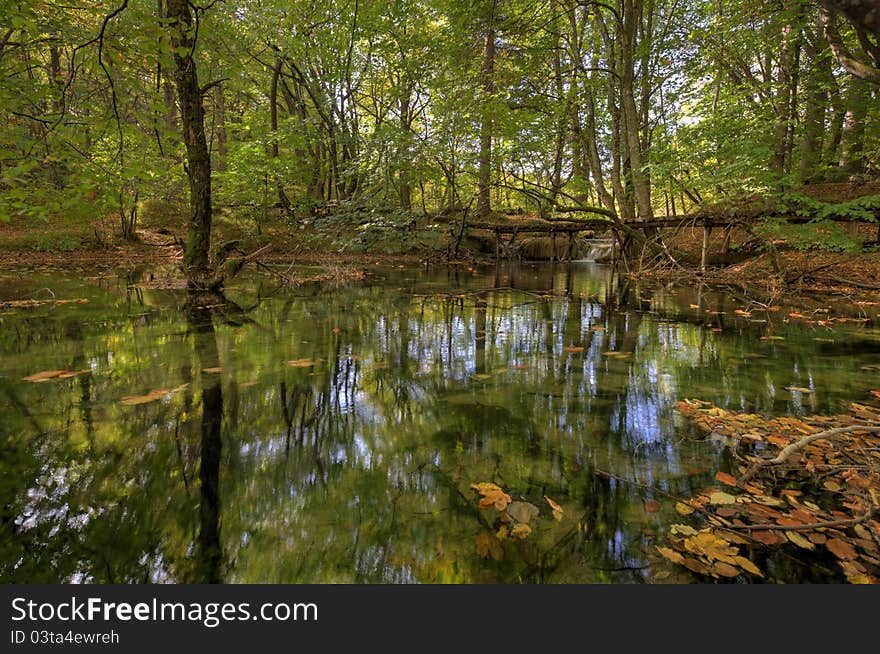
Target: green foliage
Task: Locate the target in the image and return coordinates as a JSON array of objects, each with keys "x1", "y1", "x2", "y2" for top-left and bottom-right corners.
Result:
[{"x1": 754, "y1": 217, "x2": 863, "y2": 253}]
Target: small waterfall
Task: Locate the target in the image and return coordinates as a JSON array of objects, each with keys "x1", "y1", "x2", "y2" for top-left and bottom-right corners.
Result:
[{"x1": 577, "y1": 238, "x2": 614, "y2": 262}]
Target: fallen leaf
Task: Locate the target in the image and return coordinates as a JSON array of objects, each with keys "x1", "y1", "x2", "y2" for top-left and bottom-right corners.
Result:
[
  {"x1": 826, "y1": 538, "x2": 857, "y2": 560},
  {"x1": 785, "y1": 531, "x2": 815, "y2": 550},
  {"x1": 644, "y1": 499, "x2": 661, "y2": 513},
  {"x1": 22, "y1": 370, "x2": 69, "y2": 382},
  {"x1": 670, "y1": 524, "x2": 698, "y2": 536},
  {"x1": 656, "y1": 546, "x2": 685, "y2": 565},
  {"x1": 682, "y1": 557, "x2": 712, "y2": 575},
  {"x1": 683, "y1": 532, "x2": 740, "y2": 564},
  {"x1": 733, "y1": 556, "x2": 763, "y2": 577},
  {"x1": 544, "y1": 496, "x2": 564, "y2": 521},
  {"x1": 511, "y1": 523, "x2": 532, "y2": 540},
  {"x1": 675, "y1": 502, "x2": 695, "y2": 515},
  {"x1": 120, "y1": 384, "x2": 188, "y2": 406},
  {"x1": 475, "y1": 532, "x2": 503, "y2": 560},
  {"x1": 714, "y1": 472, "x2": 738, "y2": 487},
  {"x1": 287, "y1": 359, "x2": 317, "y2": 368},
  {"x1": 712, "y1": 561, "x2": 741, "y2": 578},
  {"x1": 709, "y1": 491, "x2": 737, "y2": 505},
  {"x1": 751, "y1": 530, "x2": 787, "y2": 546},
  {"x1": 507, "y1": 501, "x2": 539, "y2": 524},
  {"x1": 562, "y1": 346, "x2": 585, "y2": 353}
]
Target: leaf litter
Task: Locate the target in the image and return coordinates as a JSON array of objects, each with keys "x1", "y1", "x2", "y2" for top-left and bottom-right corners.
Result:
[{"x1": 653, "y1": 399, "x2": 880, "y2": 583}]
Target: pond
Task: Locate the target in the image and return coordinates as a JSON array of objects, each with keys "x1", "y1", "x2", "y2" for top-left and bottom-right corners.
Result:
[{"x1": 1, "y1": 262, "x2": 879, "y2": 583}]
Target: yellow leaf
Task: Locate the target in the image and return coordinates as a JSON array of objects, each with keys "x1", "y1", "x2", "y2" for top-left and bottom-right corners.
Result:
[
  {"x1": 734, "y1": 556, "x2": 764, "y2": 577},
  {"x1": 675, "y1": 502, "x2": 695, "y2": 515},
  {"x1": 656, "y1": 546, "x2": 685, "y2": 565},
  {"x1": 785, "y1": 531, "x2": 815, "y2": 550},
  {"x1": 496, "y1": 526, "x2": 509, "y2": 541},
  {"x1": 712, "y1": 561, "x2": 741, "y2": 578},
  {"x1": 670, "y1": 524, "x2": 698, "y2": 536},
  {"x1": 709, "y1": 491, "x2": 737, "y2": 505},
  {"x1": 287, "y1": 359, "x2": 317, "y2": 368},
  {"x1": 544, "y1": 496, "x2": 564, "y2": 521},
  {"x1": 202, "y1": 367, "x2": 223, "y2": 374},
  {"x1": 511, "y1": 524, "x2": 531, "y2": 540}
]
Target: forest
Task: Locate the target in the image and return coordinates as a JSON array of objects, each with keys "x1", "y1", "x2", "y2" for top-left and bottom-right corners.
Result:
[
  {"x1": 2, "y1": 1, "x2": 880, "y2": 586},
  {"x1": 1, "y1": 0, "x2": 879, "y2": 285}
]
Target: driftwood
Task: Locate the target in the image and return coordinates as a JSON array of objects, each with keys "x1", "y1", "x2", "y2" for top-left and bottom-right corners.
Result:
[{"x1": 737, "y1": 424, "x2": 880, "y2": 484}]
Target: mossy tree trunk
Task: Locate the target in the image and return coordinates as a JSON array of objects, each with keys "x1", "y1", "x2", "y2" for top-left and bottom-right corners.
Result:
[{"x1": 166, "y1": 0, "x2": 215, "y2": 290}]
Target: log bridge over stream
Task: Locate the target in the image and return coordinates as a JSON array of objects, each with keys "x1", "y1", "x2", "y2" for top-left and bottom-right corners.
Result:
[{"x1": 472, "y1": 205, "x2": 880, "y2": 270}]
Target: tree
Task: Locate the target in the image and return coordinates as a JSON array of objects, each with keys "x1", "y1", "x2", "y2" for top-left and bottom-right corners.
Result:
[{"x1": 165, "y1": 0, "x2": 216, "y2": 289}]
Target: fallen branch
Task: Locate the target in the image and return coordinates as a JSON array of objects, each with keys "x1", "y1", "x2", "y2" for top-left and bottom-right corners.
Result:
[
  {"x1": 738, "y1": 424, "x2": 880, "y2": 484},
  {"x1": 724, "y1": 508, "x2": 877, "y2": 532}
]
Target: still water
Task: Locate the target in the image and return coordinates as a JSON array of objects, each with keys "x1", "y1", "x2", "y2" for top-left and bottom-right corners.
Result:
[{"x1": 1, "y1": 262, "x2": 879, "y2": 583}]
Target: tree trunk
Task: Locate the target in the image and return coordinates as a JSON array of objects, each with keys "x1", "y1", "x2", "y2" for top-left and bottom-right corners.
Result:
[
  {"x1": 770, "y1": 19, "x2": 799, "y2": 175},
  {"x1": 798, "y1": 20, "x2": 828, "y2": 182},
  {"x1": 477, "y1": 12, "x2": 496, "y2": 217},
  {"x1": 620, "y1": 0, "x2": 652, "y2": 221},
  {"x1": 270, "y1": 58, "x2": 291, "y2": 209},
  {"x1": 213, "y1": 84, "x2": 227, "y2": 172},
  {"x1": 398, "y1": 89, "x2": 413, "y2": 212},
  {"x1": 167, "y1": 0, "x2": 214, "y2": 289},
  {"x1": 839, "y1": 77, "x2": 870, "y2": 175}
]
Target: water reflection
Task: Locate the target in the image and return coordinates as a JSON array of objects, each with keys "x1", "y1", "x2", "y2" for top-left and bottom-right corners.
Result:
[{"x1": 1, "y1": 263, "x2": 878, "y2": 583}]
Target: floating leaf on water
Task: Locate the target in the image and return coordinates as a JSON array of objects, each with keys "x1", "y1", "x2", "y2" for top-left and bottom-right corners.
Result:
[
  {"x1": 656, "y1": 546, "x2": 685, "y2": 565},
  {"x1": 751, "y1": 530, "x2": 786, "y2": 546},
  {"x1": 670, "y1": 524, "x2": 698, "y2": 536},
  {"x1": 287, "y1": 359, "x2": 318, "y2": 368},
  {"x1": 22, "y1": 370, "x2": 70, "y2": 382},
  {"x1": 507, "y1": 501, "x2": 539, "y2": 524},
  {"x1": 675, "y1": 502, "x2": 695, "y2": 515},
  {"x1": 785, "y1": 531, "x2": 815, "y2": 550},
  {"x1": 826, "y1": 538, "x2": 857, "y2": 560},
  {"x1": 496, "y1": 526, "x2": 509, "y2": 541},
  {"x1": 712, "y1": 561, "x2": 741, "y2": 578},
  {"x1": 239, "y1": 380, "x2": 258, "y2": 388},
  {"x1": 683, "y1": 532, "x2": 740, "y2": 564},
  {"x1": 544, "y1": 496, "x2": 563, "y2": 521},
  {"x1": 785, "y1": 386, "x2": 813, "y2": 393},
  {"x1": 714, "y1": 472, "x2": 738, "y2": 487},
  {"x1": 511, "y1": 523, "x2": 532, "y2": 540},
  {"x1": 709, "y1": 491, "x2": 737, "y2": 505},
  {"x1": 472, "y1": 373, "x2": 492, "y2": 380},
  {"x1": 471, "y1": 482, "x2": 512, "y2": 512},
  {"x1": 681, "y1": 557, "x2": 712, "y2": 575},
  {"x1": 202, "y1": 367, "x2": 223, "y2": 374},
  {"x1": 562, "y1": 346, "x2": 585, "y2": 353},
  {"x1": 475, "y1": 532, "x2": 503, "y2": 561},
  {"x1": 734, "y1": 556, "x2": 764, "y2": 576},
  {"x1": 644, "y1": 499, "x2": 661, "y2": 513},
  {"x1": 120, "y1": 384, "x2": 188, "y2": 406}
]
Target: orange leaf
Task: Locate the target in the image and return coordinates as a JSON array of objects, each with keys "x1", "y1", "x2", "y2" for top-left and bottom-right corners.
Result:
[
  {"x1": 714, "y1": 472, "x2": 738, "y2": 487},
  {"x1": 22, "y1": 370, "x2": 69, "y2": 382},
  {"x1": 644, "y1": 500, "x2": 661, "y2": 513},
  {"x1": 826, "y1": 538, "x2": 857, "y2": 560}
]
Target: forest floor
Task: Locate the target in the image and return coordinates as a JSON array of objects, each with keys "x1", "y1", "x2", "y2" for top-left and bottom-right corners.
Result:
[{"x1": 2, "y1": 180, "x2": 880, "y2": 300}]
